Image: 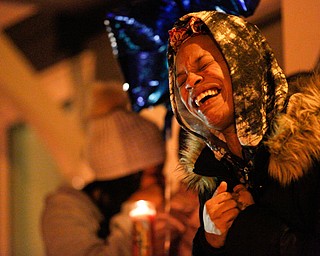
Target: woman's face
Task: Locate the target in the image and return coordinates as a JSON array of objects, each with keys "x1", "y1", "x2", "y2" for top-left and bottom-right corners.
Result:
[{"x1": 175, "y1": 35, "x2": 234, "y2": 133}]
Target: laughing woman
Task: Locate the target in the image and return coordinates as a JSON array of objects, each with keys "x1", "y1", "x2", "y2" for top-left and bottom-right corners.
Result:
[{"x1": 167, "y1": 11, "x2": 320, "y2": 255}]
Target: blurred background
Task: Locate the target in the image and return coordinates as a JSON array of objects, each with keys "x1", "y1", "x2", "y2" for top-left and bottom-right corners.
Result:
[{"x1": 0, "y1": 0, "x2": 319, "y2": 255}]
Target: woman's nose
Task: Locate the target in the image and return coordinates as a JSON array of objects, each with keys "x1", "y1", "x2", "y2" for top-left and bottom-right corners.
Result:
[{"x1": 185, "y1": 72, "x2": 203, "y2": 90}]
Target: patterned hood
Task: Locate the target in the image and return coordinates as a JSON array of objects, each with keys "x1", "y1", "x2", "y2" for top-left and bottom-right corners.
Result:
[{"x1": 168, "y1": 11, "x2": 288, "y2": 153}]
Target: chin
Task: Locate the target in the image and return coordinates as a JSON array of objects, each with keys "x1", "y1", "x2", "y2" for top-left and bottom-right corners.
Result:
[{"x1": 204, "y1": 114, "x2": 227, "y2": 130}]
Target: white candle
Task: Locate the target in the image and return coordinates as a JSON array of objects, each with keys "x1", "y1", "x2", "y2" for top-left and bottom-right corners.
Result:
[{"x1": 129, "y1": 200, "x2": 156, "y2": 256}]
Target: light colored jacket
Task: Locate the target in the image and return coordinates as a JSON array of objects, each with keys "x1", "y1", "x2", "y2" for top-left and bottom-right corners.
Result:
[{"x1": 41, "y1": 186, "x2": 131, "y2": 256}]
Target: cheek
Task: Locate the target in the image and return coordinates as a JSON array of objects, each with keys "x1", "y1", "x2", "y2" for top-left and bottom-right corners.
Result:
[
  {"x1": 207, "y1": 65, "x2": 223, "y2": 76},
  {"x1": 225, "y1": 86, "x2": 234, "y2": 110},
  {"x1": 178, "y1": 87, "x2": 189, "y2": 107}
]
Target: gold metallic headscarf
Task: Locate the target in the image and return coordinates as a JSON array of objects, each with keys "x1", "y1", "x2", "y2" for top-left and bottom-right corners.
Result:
[{"x1": 167, "y1": 11, "x2": 288, "y2": 154}]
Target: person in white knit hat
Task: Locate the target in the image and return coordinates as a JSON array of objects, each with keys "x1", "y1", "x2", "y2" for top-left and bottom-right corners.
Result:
[
  {"x1": 85, "y1": 81, "x2": 166, "y2": 186},
  {"x1": 41, "y1": 81, "x2": 185, "y2": 256}
]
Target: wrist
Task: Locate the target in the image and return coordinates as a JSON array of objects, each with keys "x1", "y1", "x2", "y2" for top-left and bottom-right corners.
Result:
[{"x1": 204, "y1": 231, "x2": 226, "y2": 248}]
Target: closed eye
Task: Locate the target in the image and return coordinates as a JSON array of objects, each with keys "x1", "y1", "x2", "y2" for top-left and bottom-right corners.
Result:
[
  {"x1": 199, "y1": 60, "x2": 214, "y2": 71},
  {"x1": 176, "y1": 74, "x2": 186, "y2": 88}
]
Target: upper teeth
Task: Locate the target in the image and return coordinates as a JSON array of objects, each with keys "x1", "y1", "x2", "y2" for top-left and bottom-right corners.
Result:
[{"x1": 195, "y1": 89, "x2": 219, "y2": 106}]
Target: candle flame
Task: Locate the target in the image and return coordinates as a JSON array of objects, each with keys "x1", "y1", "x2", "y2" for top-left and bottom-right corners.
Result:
[{"x1": 129, "y1": 200, "x2": 156, "y2": 217}]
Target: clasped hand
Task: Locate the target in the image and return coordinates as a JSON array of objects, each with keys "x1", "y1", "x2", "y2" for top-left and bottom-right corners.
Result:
[{"x1": 204, "y1": 181, "x2": 254, "y2": 248}]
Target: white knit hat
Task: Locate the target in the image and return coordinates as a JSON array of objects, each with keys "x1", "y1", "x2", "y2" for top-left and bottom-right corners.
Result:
[{"x1": 86, "y1": 109, "x2": 166, "y2": 180}]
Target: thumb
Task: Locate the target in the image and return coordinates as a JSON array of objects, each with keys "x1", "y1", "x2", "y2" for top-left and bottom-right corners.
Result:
[{"x1": 213, "y1": 181, "x2": 228, "y2": 197}]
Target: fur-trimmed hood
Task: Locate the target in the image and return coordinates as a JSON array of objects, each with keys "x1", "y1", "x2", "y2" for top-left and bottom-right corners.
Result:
[{"x1": 178, "y1": 72, "x2": 320, "y2": 191}]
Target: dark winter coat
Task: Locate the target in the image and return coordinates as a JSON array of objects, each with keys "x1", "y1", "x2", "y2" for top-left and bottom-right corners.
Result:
[
  {"x1": 178, "y1": 73, "x2": 320, "y2": 255},
  {"x1": 167, "y1": 10, "x2": 320, "y2": 255}
]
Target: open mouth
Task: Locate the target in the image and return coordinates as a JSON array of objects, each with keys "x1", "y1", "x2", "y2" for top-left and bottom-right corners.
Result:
[{"x1": 194, "y1": 89, "x2": 220, "y2": 107}]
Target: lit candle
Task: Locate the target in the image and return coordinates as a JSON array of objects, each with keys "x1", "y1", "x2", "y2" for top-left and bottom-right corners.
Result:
[{"x1": 129, "y1": 200, "x2": 156, "y2": 256}]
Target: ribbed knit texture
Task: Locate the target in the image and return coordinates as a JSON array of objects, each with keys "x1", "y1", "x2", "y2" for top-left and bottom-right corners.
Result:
[{"x1": 86, "y1": 109, "x2": 165, "y2": 180}]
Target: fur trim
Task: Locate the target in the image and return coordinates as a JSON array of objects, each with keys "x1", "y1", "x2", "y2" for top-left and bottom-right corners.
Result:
[
  {"x1": 266, "y1": 72, "x2": 320, "y2": 186},
  {"x1": 178, "y1": 133, "x2": 217, "y2": 192}
]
